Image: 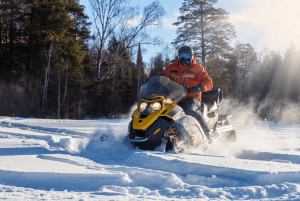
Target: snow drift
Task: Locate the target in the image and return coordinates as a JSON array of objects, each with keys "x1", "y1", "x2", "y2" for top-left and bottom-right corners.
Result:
[{"x1": 0, "y1": 115, "x2": 300, "y2": 200}]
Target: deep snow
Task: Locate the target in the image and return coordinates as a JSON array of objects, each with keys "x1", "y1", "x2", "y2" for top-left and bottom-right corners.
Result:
[{"x1": 0, "y1": 116, "x2": 300, "y2": 200}]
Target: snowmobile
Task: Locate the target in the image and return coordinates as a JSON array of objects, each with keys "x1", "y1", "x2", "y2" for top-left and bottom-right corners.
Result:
[{"x1": 126, "y1": 76, "x2": 236, "y2": 152}]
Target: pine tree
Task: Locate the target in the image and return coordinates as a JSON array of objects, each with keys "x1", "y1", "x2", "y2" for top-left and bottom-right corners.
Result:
[
  {"x1": 23, "y1": 0, "x2": 91, "y2": 118},
  {"x1": 87, "y1": 36, "x2": 135, "y2": 117},
  {"x1": 0, "y1": 0, "x2": 92, "y2": 118},
  {"x1": 252, "y1": 50, "x2": 281, "y2": 101},
  {"x1": 172, "y1": 0, "x2": 236, "y2": 67},
  {"x1": 0, "y1": 0, "x2": 26, "y2": 81},
  {"x1": 234, "y1": 44, "x2": 257, "y2": 98},
  {"x1": 281, "y1": 45, "x2": 300, "y2": 101},
  {"x1": 149, "y1": 53, "x2": 165, "y2": 77},
  {"x1": 135, "y1": 43, "x2": 145, "y2": 96},
  {"x1": 206, "y1": 52, "x2": 237, "y2": 96}
]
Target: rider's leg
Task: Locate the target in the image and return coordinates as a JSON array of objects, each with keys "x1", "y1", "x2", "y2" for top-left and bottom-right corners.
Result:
[{"x1": 178, "y1": 98, "x2": 211, "y2": 139}]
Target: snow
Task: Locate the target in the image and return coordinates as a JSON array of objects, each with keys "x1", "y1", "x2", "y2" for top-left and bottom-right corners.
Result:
[{"x1": 0, "y1": 116, "x2": 300, "y2": 200}]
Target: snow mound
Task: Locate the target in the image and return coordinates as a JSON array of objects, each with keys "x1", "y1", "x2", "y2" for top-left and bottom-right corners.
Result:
[{"x1": 0, "y1": 118, "x2": 300, "y2": 200}]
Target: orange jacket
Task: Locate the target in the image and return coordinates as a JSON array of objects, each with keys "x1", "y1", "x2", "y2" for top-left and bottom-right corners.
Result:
[{"x1": 163, "y1": 56, "x2": 213, "y2": 101}]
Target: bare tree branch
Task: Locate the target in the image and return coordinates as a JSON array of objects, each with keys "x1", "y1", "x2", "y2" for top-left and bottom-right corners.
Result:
[{"x1": 89, "y1": 0, "x2": 165, "y2": 81}]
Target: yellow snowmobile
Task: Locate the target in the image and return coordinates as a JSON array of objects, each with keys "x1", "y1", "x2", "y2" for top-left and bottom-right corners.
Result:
[{"x1": 127, "y1": 76, "x2": 236, "y2": 152}]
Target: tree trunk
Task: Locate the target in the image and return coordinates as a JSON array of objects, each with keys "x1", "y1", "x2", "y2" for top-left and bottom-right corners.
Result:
[
  {"x1": 58, "y1": 66, "x2": 68, "y2": 119},
  {"x1": 200, "y1": 2, "x2": 205, "y2": 68},
  {"x1": 96, "y1": 42, "x2": 104, "y2": 80},
  {"x1": 42, "y1": 41, "x2": 53, "y2": 117},
  {"x1": 58, "y1": 70, "x2": 61, "y2": 119}
]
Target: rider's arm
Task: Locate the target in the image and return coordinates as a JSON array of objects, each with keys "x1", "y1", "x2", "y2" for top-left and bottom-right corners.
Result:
[{"x1": 196, "y1": 65, "x2": 213, "y2": 92}]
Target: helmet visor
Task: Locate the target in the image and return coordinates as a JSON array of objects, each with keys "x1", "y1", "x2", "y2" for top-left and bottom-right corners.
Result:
[{"x1": 179, "y1": 53, "x2": 192, "y2": 60}]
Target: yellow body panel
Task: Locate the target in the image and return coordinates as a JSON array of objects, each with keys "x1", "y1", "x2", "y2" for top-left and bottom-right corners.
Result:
[
  {"x1": 154, "y1": 128, "x2": 161, "y2": 135},
  {"x1": 132, "y1": 99, "x2": 177, "y2": 130}
]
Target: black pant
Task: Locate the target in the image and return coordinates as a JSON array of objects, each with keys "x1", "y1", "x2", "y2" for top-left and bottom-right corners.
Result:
[{"x1": 178, "y1": 98, "x2": 210, "y2": 134}]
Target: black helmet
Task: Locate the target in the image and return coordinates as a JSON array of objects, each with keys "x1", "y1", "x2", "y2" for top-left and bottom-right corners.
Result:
[{"x1": 178, "y1": 46, "x2": 194, "y2": 66}]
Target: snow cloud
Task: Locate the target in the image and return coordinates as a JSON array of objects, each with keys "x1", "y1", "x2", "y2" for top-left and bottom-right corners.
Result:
[{"x1": 218, "y1": 96, "x2": 300, "y2": 155}]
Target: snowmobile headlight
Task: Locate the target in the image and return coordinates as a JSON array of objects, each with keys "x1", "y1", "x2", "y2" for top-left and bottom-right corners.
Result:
[
  {"x1": 148, "y1": 102, "x2": 162, "y2": 113},
  {"x1": 139, "y1": 102, "x2": 148, "y2": 113}
]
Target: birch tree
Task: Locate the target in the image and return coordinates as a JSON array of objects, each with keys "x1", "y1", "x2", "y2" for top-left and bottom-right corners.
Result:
[
  {"x1": 89, "y1": 0, "x2": 127, "y2": 80},
  {"x1": 42, "y1": 40, "x2": 53, "y2": 117},
  {"x1": 89, "y1": 0, "x2": 164, "y2": 80}
]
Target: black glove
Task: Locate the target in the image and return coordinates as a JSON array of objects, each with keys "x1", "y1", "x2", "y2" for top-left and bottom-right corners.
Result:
[{"x1": 187, "y1": 84, "x2": 203, "y2": 93}]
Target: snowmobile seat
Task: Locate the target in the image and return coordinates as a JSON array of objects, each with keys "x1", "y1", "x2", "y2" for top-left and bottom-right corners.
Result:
[{"x1": 201, "y1": 89, "x2": 223, "y2": 112}]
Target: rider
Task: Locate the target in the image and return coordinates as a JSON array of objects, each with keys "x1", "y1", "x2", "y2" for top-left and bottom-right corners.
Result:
[{"x1": 162, "y1": 46, "x2": 213, "y2": 138}]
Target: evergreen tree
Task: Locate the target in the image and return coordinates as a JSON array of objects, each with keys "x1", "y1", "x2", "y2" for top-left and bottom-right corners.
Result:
[
  {"x1": 280, "y1": 45, "x2": 300, "y2": 101},
  {"x1": 234, "y1": 44, "x2": 257, "y2": 98},
  {"x1": 134, "y1": 43, "x2": 146, "y2": 98},
  {"x1": 149, "y1": 53, "x2": 164, "y2": 77},
  {"x1": 253, "y1": 50, "x2": 282, "y2": 101},
  {"x1": 0, "y1": 0, "x2": 91, "y2": 118},
  {"x1": 88, "y1": 36, "x2": 135, "y2": 117},
  {"x1": 0, "y1": 0, "x2": 26, "y2": 81},
  {"x1": 206, "y1": 52, "x2": 237, "y2": 96},
  {"x1": 172, "y1": 0, "x2": 236, "y2": 67},
  {"x1": 252, "y1": 47, "x2": 300, "y2": 122}
]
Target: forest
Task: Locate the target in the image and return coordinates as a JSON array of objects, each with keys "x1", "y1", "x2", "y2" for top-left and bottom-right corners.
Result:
[{"x1": 0, "y1": 0, "x2": 300, "y2": 123}]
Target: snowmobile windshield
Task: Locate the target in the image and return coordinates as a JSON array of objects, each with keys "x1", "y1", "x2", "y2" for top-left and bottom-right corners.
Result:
[{"x1": 138, "y1": 76, "x2": 186, "y2": 103}]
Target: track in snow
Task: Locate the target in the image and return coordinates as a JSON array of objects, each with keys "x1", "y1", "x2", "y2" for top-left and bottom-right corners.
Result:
[{"x1": 0, "y1": 117, "x2": 300, "y2": 200}]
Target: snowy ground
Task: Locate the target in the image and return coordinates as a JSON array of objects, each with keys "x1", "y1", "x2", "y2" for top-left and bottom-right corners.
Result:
[{"x1": 0, "y1": 116, "x2": 300, "y2": 200}]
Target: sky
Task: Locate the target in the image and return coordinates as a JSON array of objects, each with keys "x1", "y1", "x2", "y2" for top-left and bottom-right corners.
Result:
[{"x1": 80, "y1": 0, "x2": 300, "y2": 64}]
